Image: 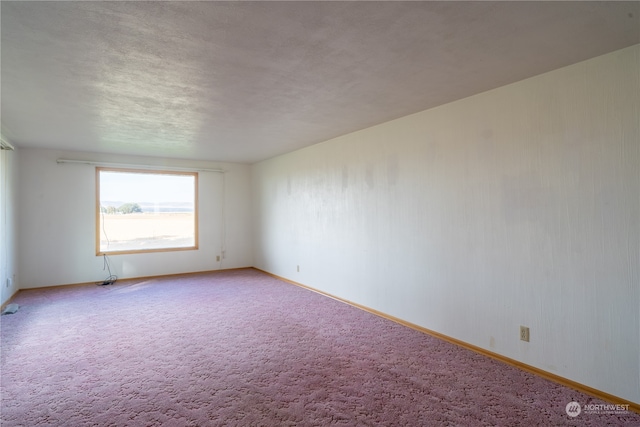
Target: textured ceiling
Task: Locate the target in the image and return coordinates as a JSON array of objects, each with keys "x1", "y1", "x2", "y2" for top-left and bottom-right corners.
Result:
[{"x1": 2, "y1": 1, "x2": 639, "y2": 164}]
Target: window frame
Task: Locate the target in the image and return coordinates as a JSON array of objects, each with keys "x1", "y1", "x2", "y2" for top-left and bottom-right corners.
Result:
[{"x1": 95, "y1": 167, "x2": 199, "y2": 256}]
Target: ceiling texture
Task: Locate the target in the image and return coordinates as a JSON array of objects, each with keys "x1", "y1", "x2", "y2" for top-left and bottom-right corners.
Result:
[{"x1": 1, "y1": 1, "x2": 639, "y2": 164}]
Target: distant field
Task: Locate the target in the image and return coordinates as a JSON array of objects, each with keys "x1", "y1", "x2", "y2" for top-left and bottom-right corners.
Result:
[{"x1": 99, "y1": 213, "x2": 195, "y2": 252}]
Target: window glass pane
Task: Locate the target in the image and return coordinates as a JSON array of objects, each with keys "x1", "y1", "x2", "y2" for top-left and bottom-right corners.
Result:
[{"x1": 97, "y1": 168, "x2": 197, "y2": 254}]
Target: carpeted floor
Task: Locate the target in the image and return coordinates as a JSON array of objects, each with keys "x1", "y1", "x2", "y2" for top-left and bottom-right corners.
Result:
[{"x1": 1, "y1": 269, "x2": 638, "y2": 426}]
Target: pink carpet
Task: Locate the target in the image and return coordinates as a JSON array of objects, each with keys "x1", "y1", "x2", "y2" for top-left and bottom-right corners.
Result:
[{"x1": 1, "y1": 269, "x2": 638, "y2": 426}]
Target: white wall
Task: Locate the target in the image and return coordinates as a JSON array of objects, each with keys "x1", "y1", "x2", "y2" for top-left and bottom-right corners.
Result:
[
  {"x1": 252, "y1": 45, "x2": 640, "y2": 404},
  {"x1": 18, "y1": 149, "x2": 253, "y2": 288},
  {"x1": 0, "y1": 147, "x2": 19, "y2": 306}
]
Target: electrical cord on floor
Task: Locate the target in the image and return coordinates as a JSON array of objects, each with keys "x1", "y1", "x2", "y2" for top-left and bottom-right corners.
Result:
[{"x1": 97, "y1": 254, "x2": 117, "y2": 286}]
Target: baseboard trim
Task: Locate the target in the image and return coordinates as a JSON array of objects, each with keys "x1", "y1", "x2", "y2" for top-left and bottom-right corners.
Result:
[
  {"x1": 13, "y1": 266, "x2": 253, "y2": 294},
  {"x1": 254, "y1": 267, "x2": 640, "y2": 413}
]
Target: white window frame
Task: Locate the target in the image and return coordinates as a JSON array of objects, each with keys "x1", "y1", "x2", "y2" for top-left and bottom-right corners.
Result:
[{"x1": 96, "y1": 167, "x2": 199, "y2": 255}]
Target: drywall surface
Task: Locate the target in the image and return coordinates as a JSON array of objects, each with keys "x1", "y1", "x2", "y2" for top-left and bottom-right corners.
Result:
[
  {"x1": 0, "y1": 148, "x2": 19, "y2": 306},
  {"x1": 18, "y1": 149, "x2": 252, "y2": 288},
  {"x1": 252, "y1": 45, "x2": 640, "y2": 403}
]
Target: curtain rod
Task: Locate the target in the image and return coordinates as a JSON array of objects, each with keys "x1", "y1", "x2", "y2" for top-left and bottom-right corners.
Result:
[{"x1": 56, "y1": 159, "x2": 225, "y2": 173}]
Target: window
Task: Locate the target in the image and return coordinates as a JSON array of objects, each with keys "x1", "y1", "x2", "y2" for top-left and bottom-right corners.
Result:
[{"x1": 96, "y1": 168, "x2": 198, "y2": 255}]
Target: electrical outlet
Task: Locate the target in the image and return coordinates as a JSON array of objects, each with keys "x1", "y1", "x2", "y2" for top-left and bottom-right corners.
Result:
[
  {"x1": 6, "y1": 277, "x2": 12, "y2": 288},
  {"x1": 520, "y1": 326, "x2": 530, "y2": 342},
  {"x1": 216, "y1": 255, "x2": 220, "y2": 262},
  {"x1": 297, "y1": 265, "x2": 300, "y2": 272}
]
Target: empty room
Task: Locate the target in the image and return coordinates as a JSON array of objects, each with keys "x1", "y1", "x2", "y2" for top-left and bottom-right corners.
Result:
[{"x1": 1, "y1": 1, "x2": 639, "y2": 425}]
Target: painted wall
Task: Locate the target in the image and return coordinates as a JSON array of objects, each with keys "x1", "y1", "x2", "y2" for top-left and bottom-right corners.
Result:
[
  {"x1": 0, "y1": 147, "x2": 19, "y2": 306},
  {"x1": 252, "y1": 45, "x2": 640, "y2": 403},
  {"x1": 18, "y1": 149, "x2": 253, "y2": 288}
]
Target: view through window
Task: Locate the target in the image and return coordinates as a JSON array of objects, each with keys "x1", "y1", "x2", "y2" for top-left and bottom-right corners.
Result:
[{"x1": 96, "y1": 168, "x2": 198, "y2": 255}]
